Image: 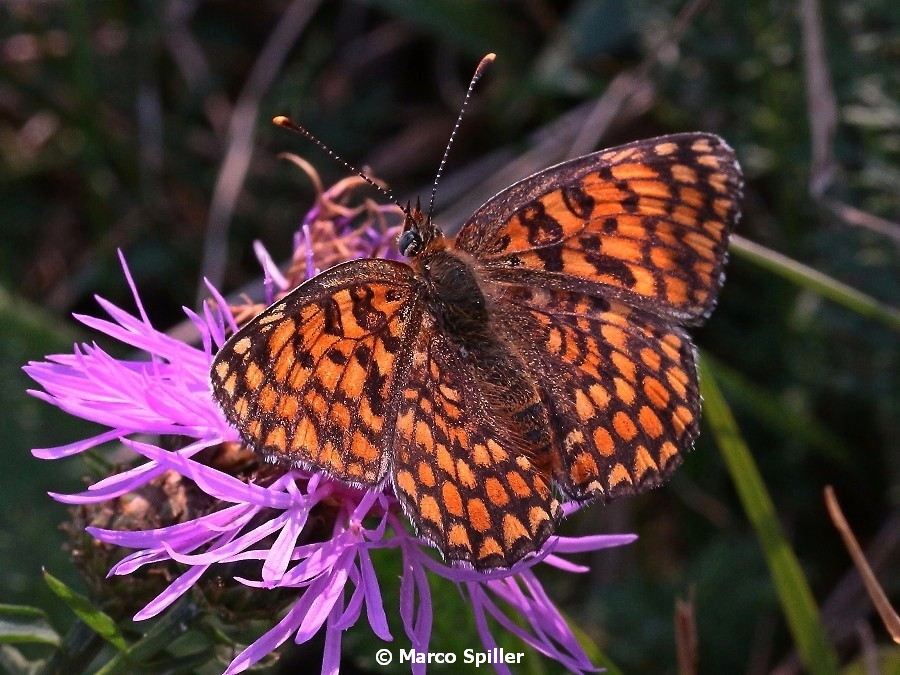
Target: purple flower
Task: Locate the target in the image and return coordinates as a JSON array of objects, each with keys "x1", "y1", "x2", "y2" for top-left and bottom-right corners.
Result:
[{"x1": 26, "y1": 167, "x2": 637, "y2": 674}]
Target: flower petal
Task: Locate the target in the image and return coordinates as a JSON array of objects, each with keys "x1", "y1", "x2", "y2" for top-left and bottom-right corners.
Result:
[
  {"x1": 122, "y1": 438, "x2": 291, "y2": 509},
  {"x1": 133, "y1": 564, "x2": 208, "y2": 621},
  {"x1": 552, "y1": 533, "x2": 638, "y2": 553},
  {"x1": 262, "y1": 504, "x2": 312, "y2": 583},
  {"x1": 294, "y1": 554, "x2": 352, "y2": 644},
  {"x1": 31, "y1": 428, "x2": 124, "y2": 459},
  {"x1": 224, "y1": 598, "x2": 309, "y2": 674},
  {"x1": 321, "y1": 584, "x2": 345, "y2": 675},
  {"x1": 358, "y1": 547, "x2": 392, "y2": 641},
  {"x1": 468, "y1": 585, "x2": 514, "y2": 675},
  {"x1": 88, "y1": 503, "x2": 254, "y2": 548}
]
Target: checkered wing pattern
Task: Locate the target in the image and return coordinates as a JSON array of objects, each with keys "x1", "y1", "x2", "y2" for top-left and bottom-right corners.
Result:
[
  {"x1": 495, "y1": 285, "x2": 699, "y2": 501},
  {"x1": 211, "y1": 259, "x2": 422, "y2": 486},
  {"x1": 455, "y1": 133, "x2": 742, "y2": 324},
  {"x1": 390, "y1": 314, "x2": 561, "y2": 569}
]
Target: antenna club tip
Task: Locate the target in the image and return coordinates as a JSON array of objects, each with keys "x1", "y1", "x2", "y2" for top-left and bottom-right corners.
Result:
[
  {"x1": 272, "y1": 115, "x2": 291, "y2": 127},
  {"x1": 483, "y1": 53, "x2": 497, "y2": 63}
]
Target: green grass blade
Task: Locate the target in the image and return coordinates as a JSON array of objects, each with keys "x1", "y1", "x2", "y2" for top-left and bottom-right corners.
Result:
[
  {"x1": 42, "y1": 570, "x2": 127, "y2": 652},
  {"x1": 699, "y1": 357, "x2": 840, "y2": 674},
  {"x1": 0, "y1": 643, "x2": 44, "y2": 675},
  {"x1": 0, "y1": 604, "x2": 60, "y2": 647},
  {"x1": 36, "y1": 620, "x2": 105, "y2": 675},
  {"x1": 730, "y1": 235, "x2": 900, "y2": 330}
]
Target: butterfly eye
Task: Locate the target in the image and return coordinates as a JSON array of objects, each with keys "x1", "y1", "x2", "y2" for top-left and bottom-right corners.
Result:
[{"x1": 398, "y1": 230, "x2": 423, "y2": 257}]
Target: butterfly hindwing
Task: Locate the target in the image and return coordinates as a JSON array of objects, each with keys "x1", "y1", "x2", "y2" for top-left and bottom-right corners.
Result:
[
  {"x1": 210, "y1": 259, "x2": 422, "y2": 486},
  {"x1": 494, "y1": 284, "x2": 700, "y2": 501},
  {"x1": 390, "y1": 314, "x2": 561, "y2": 569},
  {"x1": 454, "y1": 133, "x2": 742, "y2": 324}
]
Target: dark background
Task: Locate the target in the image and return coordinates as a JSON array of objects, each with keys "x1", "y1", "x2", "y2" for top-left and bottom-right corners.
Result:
[{"x1": 1, "y1": 1, "x2": 897, "y2": 673}]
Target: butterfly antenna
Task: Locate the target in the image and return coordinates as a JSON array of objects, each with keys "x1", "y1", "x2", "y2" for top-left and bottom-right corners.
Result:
[
  {"x1": 272, "y1": 115, "x2": 405, "y2": 213},
  {"x1": 427, "y1": 53, "x2": 496, "y2": 221}
]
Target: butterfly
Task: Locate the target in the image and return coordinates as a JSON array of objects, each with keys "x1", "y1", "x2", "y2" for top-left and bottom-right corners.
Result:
[{"x1": 210, "y1": 126, "x2": 742, "y2": 570}]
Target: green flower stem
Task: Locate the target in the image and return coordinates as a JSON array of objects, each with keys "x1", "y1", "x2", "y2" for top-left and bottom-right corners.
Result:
[
  {"x1": 730, "y1": 235, "x2": 900, "y2": 330},
  {"x1": 700, "y1": 357, "x2": 840, "y2": 674}
]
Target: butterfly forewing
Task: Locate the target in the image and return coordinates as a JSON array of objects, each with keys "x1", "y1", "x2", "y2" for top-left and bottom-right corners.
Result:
[
  {"x1": 211, "y1": 259, "x2": 422, "y2": 486},
  {"x1": 455, "y1": 133, "x2": 742, "y2": 323}
]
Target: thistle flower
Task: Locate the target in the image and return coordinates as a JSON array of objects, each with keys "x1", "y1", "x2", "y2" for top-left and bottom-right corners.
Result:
[{"x1": 26, "y1": 163, "x2": 637, "y2": 674}]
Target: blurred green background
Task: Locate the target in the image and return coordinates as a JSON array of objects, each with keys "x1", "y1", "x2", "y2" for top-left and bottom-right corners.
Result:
[{"x1": 1, "y1": 0, "x2": 897, "y2": 673}]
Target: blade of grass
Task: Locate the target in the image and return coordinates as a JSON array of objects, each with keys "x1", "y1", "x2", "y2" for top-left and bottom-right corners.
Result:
[
  {"x1": 0, "y1": 605, "x2": 60, "y2": 647},
  {"x1": 0, "y1": 643, "x2": 43, "y2": 675},
  {"x1": 42, "y1": 571, "x2": 127, "y2": 651},
  {"x1": 730, "y1": 235, "x2": 900, "y2": 330},
  {"x1": 699, "y1": 357, "x2": 840, "y2": 675},
  {"x1": 36, "y1": 620, "x2": 104, "y2": 675}
]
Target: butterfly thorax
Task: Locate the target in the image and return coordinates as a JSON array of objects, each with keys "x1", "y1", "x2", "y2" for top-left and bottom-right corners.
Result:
[
  {"x1": 411, "y1": 246, "x2": 555, "y2": 465},
  {"x1": 413, "y1": 248, "x2": 490, "y2": 342},
  {"x1": 399, "y1": 206, "x2": 491, "y2": 341}
]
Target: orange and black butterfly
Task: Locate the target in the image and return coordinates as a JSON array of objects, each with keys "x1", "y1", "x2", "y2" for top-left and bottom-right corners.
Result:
[{"x1": 211, "y1": 57, "x2": 742, "y2": 570}]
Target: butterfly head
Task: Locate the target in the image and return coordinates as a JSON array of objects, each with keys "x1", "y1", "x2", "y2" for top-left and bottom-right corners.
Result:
[{"x1": 398, "y1": 197, "x2": 443, "y2": 258}]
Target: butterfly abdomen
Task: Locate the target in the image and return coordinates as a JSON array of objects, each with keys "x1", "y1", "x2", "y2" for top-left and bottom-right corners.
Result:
[{"x1": 416, "y1": 249, "x2": 555, "y2": 464}]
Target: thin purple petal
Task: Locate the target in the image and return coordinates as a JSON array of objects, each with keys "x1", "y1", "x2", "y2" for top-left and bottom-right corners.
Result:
[
  {"x1": 333, "y1": 566, "x2": 364, "y2": 631},
  {"x1": 294, "y1": 556, "x2": 351, "y2": 644},
  {"x1": 552, "y1": 533, "x2": 638, "y2": 553},
  {"x1": 31, "y1": 428, "x2": 124, "y2": 459},
  {"x1": 163, "y1": 511, "x2": 292, "y2": 566},
  {"x1": 468, "y1": 586, "x2": 514, "y2": 675},
  {"x1": 88, "y1": 503, "x2": 253, "y2": 548},
  {"x1": 358, "y1": 547, "x2": 392, "y2": 640},
  {"x1": 117, "y1": 249, "x2": 152, "y2": 327},
  {"x1": 262, "y1": 504, "x2": 313, "y2": 583},
  {"x1": 224, "y1": 598, "x2": 309, "y2": 674},
  {"x1": 541, "y1": 554, "x2": 590, "y2": 573},
  {"x1": 133, "y1": 563, "x2": 208, "y2": 621},
  {"x1": 203, "y1": 277, "x2": 238, "y2": 336},
  {"x1": 121, "y1": 439, "x2": 291, "y2": 509},
  {"x1": 321, "y1": 585, "x2": 345, "y2": 675}
]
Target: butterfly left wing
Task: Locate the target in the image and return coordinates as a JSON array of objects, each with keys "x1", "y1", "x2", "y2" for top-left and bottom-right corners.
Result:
[
  {"x1": 454, "y1": 133, "x2": 742, "y2": 324},
  {"x1": 211, "y1": 259, "x2": 423, "y2": 486},
  {"x1": 389, "y1": 313, "x2": 561, "y2": 570}
]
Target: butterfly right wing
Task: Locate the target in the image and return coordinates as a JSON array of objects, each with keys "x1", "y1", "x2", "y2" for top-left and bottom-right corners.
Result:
[
  {"x1": 210, "y1": 259, "x2": 423, "y2": 486},
  {"x1": 494, "y1": 283, "x2": 700, "y2": 503}
]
